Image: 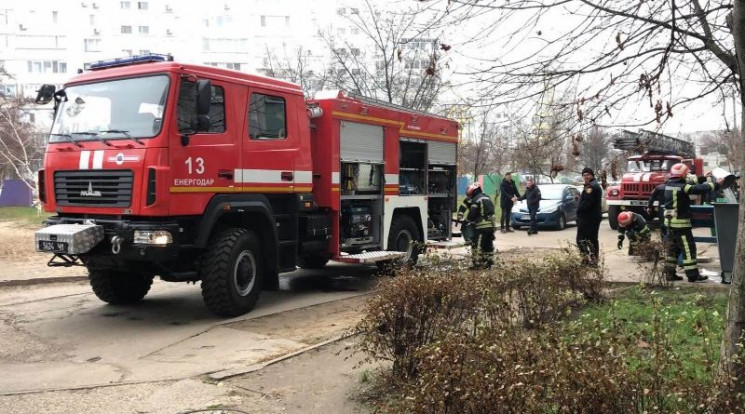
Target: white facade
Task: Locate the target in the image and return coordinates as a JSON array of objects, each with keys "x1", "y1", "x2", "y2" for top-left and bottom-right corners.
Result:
[{"x1": 0, "y1": 0, "x2": 373, "y2": 97}]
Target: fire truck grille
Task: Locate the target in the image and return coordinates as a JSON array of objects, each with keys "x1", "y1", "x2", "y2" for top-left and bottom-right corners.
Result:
[
  {"x1": 54, "y1": 170, "x2": 134, "y2": 207},
  {"x1": 622, "y1": 183, "x2": 640, "y2": 196}
]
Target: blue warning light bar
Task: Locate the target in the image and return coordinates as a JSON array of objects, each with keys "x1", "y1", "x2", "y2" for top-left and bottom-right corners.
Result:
[{"x1": 87, "y1": 53, "x2": 174, "y2": 71}]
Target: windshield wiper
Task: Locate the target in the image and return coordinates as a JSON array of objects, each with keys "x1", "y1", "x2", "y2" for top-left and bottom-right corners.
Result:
[
  {"x1": 100, "y1": 129, "x2": 144, "y2": 146},
  {"x1": 50, "y1": 133, "x2": 83, "y2": 148},
  {"x1": 71, "y1": 131, "x2": 112, "y2": 147}
]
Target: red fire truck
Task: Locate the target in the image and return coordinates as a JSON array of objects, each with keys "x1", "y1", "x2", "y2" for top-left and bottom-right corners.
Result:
[
  {"x1": 605, "y1": 129, "x2": 702, "y2": 229},
  {"x1": 33, "y1": 54, "x2": 459, "y2": 316}
]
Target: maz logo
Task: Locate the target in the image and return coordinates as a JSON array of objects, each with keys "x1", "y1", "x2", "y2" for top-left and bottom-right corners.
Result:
[{"x1": 80, "y1": 182, "x2": 102, "y2": 197}]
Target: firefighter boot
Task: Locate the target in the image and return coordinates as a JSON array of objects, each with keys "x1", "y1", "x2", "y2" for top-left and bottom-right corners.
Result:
[{"x1": 686, "y1": 269, "x2": 708, "y2": 283}]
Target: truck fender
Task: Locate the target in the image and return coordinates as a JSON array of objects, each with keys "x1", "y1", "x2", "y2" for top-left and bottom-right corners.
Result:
[{"x1": 196, "y1": 194, "x2": 279, "y2": 272}]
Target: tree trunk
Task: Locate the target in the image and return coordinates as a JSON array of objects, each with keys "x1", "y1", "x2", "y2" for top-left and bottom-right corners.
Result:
[{"x1": 720, "y1": 0, "x2": 745, "y2": 393}]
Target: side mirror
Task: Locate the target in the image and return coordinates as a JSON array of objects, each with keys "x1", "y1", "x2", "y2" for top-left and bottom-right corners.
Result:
[
  {"x1": 196, "y1": 80, "x2": 211, "y2": 116},
  {"x1": 35, "y1": 84, "x2": 56, "y2": 105}
]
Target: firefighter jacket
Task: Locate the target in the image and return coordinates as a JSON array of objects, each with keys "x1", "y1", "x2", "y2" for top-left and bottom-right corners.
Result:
[
  {"x1": 466, "y1": 192, "x2": 496, "y2": 230},
  {"x1": 577, "y1": 178, "x2": 602, "y2": 220},
  {"x1": 661, "y1": 177, "x2": 717, "y2": 229},
  {"x1": 519, "y1": 185, "x2": 541, "y2": 212},
  {"x1": 648, "y1": 183, "x2": 666, "y2": 212},
  {"x1": 618, "y1": 212, "x2": 651, "y2": 242}
]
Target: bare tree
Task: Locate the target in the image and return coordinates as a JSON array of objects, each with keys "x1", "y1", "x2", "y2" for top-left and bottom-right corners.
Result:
[
  {"x1": 316, "y1": 0, "x2": 449, "y2": 111},
  {"x1": 458, "y1": 108, "x2": 509, "y2": 178},
  {"x1": 0, "y1": 69, "x2": 41, "y2": 190},
  {"x1": 262, "y1": 45, "x2": 332, "y2": 98},
  {"x1": 578, "y1": 126, "x2": 612, "y2": 175},
  {"x1": 422, "y1": 0, "x2": 745, "y2": 389}
]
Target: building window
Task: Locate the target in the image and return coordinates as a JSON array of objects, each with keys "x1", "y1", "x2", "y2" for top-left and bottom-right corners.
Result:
[
  {"x1": 337, "y1": 8, "x2": 346, "y2": 15},
  {"x1": 90, "y1": 14, "x2": 95, "y2": 25},
  {"x1": 121, "y1": 1, "x2": 131, "y2": 9},
  {"x1": 137, "y1": 1, "x2": 148, "y2": 10},
  {"x1": 121, "y1": 25, "x2": 132, "y2": 34},
  {"x1": 122, "y1": 49, "x2": 132, "y2": 56},
  {"x1": 84, "y1": 38, "x2": 101, "y2": 52},
  {"x1": 139, "y1": 49, "x2": 150, "y2": 54},
  {"x1": 226, "y1": 62, "x2": 240, "y2": 70},
  {"x1": 138, "y1": 25, "x2": 149, "y2": 34},
  {"x1": 26, "y1": 60, "x2": 67, "y2": 73},
  {"x1": 351, "y1": 48, "x2": 360, "y2": 56},
  {"x1": 249, "y1": 93, "x2": 286, "y2": 140},
  {"x1": 260, "y1": 16, "x2": 266, "y2": 27},
  {"x1": 52, "y1": 11, "x2": 58, "y2": 23}
]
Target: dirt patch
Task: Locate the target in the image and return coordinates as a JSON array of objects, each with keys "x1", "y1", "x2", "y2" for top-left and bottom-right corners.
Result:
[
  {"x1": 0, "y1": 221, "x2": 83, "y2": 282},
  {"x1": 226, "y1": 295, "x2": 368, "y2": 344}
]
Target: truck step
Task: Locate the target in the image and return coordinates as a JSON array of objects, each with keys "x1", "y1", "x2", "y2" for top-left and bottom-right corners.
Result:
[
  {"x1": 336, "y1": 251, "x2": 406, "y2": 264},
  {"x1": 426, "y1": 240, "x2": 469, "y2": 250}
]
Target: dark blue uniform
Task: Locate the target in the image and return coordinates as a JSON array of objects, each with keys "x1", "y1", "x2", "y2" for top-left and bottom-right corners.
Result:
[{"x1": 576, "y1": 177, "x2": 603, "y2": 265}]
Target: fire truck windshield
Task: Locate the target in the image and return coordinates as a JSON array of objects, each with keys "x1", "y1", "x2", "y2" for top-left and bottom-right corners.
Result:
[
  {"x1": 626, "y1": 159, "x2": 670, "y2": 172},
  {"x1": 49, "y1": 75, "x2": 169, "y2": 143}
]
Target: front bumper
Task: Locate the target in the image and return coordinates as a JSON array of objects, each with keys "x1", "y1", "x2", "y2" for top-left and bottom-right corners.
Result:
[
  {"x1": 510, "y1": 211, "x2": 559, "y2": 228},
  {"x1": 40, "y1": 216, "x2": 182, "y2": 261}
]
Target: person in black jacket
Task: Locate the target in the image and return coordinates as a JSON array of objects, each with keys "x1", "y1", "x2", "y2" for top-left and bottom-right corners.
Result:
[
  {"x1": 518, "y1": 178, "x2": 541, "y2": 235},
  {"x1": 499, "y1": 172, "x2": 520, "y2": 233},
  {"x1": 576, "y1": 167, "x2": 603, "y2": 266}
]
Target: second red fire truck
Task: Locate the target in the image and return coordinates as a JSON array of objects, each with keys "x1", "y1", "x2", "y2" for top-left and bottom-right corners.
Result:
[{"x1": 33, "y1": 54, "x2": 459, "y2": 316}]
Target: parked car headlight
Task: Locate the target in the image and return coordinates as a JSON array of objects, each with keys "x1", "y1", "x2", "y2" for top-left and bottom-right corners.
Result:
[{"x1": 540, "y1": 206, "x2": 557, "y2": 214}]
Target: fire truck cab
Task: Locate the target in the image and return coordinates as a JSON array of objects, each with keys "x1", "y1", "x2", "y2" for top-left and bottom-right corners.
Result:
[
  {"x1": 605, "y1": 129, "x2": 702, "y2": 229},
  {"x1": 33, "y1": 54, "x2": 459, "y2": 316}
]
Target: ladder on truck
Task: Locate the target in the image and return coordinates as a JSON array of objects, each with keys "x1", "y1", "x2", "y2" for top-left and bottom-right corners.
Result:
[{"x1": 614, "y1": 129, "x2": 696, "y2": 158}]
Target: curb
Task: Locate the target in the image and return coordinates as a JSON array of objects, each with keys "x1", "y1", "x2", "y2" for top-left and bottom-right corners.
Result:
[{"x1": 0, "y1": 275, "x2": 88, "y2": 288}]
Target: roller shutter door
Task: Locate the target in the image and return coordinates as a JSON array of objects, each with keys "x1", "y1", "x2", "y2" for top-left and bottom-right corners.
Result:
[
  {"x1": 428, "y1": 141, "x2": 457, "y2": 165},
  {"x1": 340, "y1": 121, "x2": 384, "y2": 163}
]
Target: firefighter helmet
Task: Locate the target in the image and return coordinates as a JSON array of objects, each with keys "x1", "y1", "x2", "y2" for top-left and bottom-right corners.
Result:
[
  {"x1": 466, "y1": 182, "x2": 482, "y2": 197},
  {"x1": 669, "y1": 163, "x2": 689, "y2": 178},
  {"x1": 618, "y1": 211, "x2": 634, "y2": 227}
]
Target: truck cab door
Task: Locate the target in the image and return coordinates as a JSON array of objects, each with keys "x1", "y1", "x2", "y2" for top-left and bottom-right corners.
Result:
[
  {"x1": 169, "y1": 78, "x2": 242, "y2": 215},
  {"x1": 241, "y1": 90, "x2": 305, "y2": 193}
]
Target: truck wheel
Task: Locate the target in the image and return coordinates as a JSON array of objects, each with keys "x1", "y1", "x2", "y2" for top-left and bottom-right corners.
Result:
[
  {"x1": 89, "y1": 270, "x2": 153, "y2": 305},
  {"x1": 200, "y1": 228, "x2": 263, "y2": 317},
  {"x1": 608, "y1": 206, "x2": 620, "y2": 230},
  {"x1": 387, "y1": 215, "x2": 421, "y2": 267},
  {"x1": 298, "y1": 254, "x2": 329, "y2": 269}
]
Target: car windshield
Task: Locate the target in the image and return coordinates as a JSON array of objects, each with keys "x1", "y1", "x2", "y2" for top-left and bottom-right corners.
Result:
[
  {"x1": 627, "y1": 159, "x2": 670, "y2": 172},
  {"x1": 49, "y1": 75, "x2": 169, "y2": 142},
  {"x1": 538, "y1": 185, "x2": 565, "y2": 200}
]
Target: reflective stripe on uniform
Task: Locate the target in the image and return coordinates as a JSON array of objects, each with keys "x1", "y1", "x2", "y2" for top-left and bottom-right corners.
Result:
[
  {"x1": 681, "y1": 234, "x2": 697, "y2": 269},
  {"x1": 669, "y1": 218, "x2": 692, "y2": 228}
]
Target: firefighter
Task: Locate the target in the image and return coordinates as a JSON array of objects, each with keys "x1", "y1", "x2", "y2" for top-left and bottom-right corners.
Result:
[
  {"x1": 576, "y1": 167, "x2": 603, "y2": 266},
  {"x1": 648, "y1": 182, "x2": 667, "y2": 238},
  {"x1": 616, "y1": 211, "x2": 651, "y2": 256},
  {"x1": 660, "y1": 163, "x2": 721, "y2": 282},
  {"x1": 458, "y1": 183, "x2": 496, "y2": 269}
]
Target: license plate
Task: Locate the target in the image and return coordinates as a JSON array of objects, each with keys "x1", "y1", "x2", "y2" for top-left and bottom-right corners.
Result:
[
  {"x1": 38, "y1": 240, "x2": 69, "y2": 253},
  {"x1": 627, "y1": 200, "x2": 648, "y2": 206},
  {"x1": 522, "y1": 214, "x2": 530, "y2": 220}
]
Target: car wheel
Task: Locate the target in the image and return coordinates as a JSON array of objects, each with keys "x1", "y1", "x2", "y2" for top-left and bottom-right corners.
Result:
[{"x1": 556, "y1": 213, "x2": 566, "y2": 230}]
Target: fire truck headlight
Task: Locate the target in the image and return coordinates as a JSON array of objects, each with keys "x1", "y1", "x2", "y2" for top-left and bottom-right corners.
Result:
[
  {"x1": 134, "y1": 230, "x2": 173, "y2": 245},
  {"x1": 609, "y1": 188, "x2": 619, "y2": 197}
]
